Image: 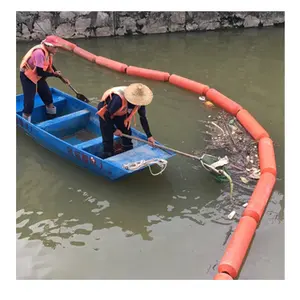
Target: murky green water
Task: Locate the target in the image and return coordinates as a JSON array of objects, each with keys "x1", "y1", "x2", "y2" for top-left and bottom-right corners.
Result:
[{"x1": 16, "y1": 27, "x2": 284, "y2": 279}]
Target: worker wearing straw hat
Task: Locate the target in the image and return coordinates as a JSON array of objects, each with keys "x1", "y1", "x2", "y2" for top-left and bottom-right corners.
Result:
[{"x1": 97, "y1": 83, "x2": 155, "y2": 158}]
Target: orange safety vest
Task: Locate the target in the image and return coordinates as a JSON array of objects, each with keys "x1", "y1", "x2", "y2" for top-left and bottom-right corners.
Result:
[
  {"x1": 96, "y1": 86, "x2": 139, "y2": 129},
  {"x1": 20, "y1": 44, "x2": 54, "y2": 84}
]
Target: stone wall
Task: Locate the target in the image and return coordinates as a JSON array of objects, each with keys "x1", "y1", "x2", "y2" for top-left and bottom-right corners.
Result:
[{"x1": 16, "y1": 11, "x2": 284, "y2": 41}]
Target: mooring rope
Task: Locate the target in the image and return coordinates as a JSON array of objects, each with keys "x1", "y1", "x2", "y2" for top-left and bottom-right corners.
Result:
[{"x1": 123, "y1": 158, "x2": 168, "y2": 176}]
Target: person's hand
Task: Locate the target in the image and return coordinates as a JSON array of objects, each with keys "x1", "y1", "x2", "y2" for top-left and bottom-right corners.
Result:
[
  {"x1": 54, "y1": 70, "x2": 62, "y2": 77},
  {"x1": 114, "y1": 129, "x2": 123, "y2": 137},
  {"x1": 55, "y1": 72, "x2": 70, "y2": 85},
  {"x1": 148, "y1": 136, "x2": 155, "y2": 145}
]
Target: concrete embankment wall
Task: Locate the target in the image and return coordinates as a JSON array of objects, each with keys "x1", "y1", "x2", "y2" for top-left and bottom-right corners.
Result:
[{"x1": 16, "y1": 11, "x2": 284, "y2": 41}]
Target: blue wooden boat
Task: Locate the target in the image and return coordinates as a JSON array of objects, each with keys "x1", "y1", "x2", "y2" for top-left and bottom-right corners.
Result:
[{"x1": 16, "y1": 88, "x2": 175, "y2": 180}]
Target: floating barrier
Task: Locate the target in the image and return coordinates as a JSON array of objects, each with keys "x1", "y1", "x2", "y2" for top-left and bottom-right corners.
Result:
[
  {"x1": 95, "y1": 56, "x2": 128, "y2": 73},
  {"x1": 214, "y1": 273, "x2": 233, "y2": 280},
  {"x1": 168, "y1": 74, "x2": 210, "y2": 96},
  {"x1": 126, "y1": 66, "x2": 170, "y2": 81},
  {"x1": 258, "y1": 137, "x2": 277, "y2": 176},
  {"x1": 243, "y1": 172, "x2": 276, "y2": 223},
  {"x1": 73, "y1": 46, "x2": 97, "y2": 62},
  {"x1": 54, "y1": 35, "x2": 77, "y2": 51},
  {"x1": 206, "y1": 88, "x2": 242, "y2": 116},
  {"x1": 51, "y1": 36, "x2": 277, "y2": 280},
  {"x1": 236, "y1": 109, "x2": 269, "y2": 141},
  {"x1": 218, "y1": 216, "x2": 257, "y2": 278}
]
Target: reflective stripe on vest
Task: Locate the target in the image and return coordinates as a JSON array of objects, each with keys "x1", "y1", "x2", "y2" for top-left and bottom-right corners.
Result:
[{"x1": 20, "y1": 44, "x2": 53, "y2": 84}]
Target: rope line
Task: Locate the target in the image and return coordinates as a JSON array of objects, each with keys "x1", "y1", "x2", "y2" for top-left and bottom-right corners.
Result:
[{"x1": 123, "y1": 158, "x2": 168, "y2": 176}]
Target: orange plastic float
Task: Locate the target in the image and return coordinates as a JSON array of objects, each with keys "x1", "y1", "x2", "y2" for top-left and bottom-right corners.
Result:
[
  {"x1": 218, "y1": 216, "x2": 257, "y2": 278},
  {"x1": 126, "y1": 66, "x2": 170, "y2": 81},
  {"x1": 73, "y1": 46, "x2": 97, "y2": 62},
  {"x1": 95, "y1": 56, "x2": 128, "y2": 73},
  {"x1": 52, "y1": 35, "x2": 77, "y2": 51},
  {"x1": 168, "y1": 74, "x2": 210, "y2": 96},
  {"x1": 206, "y1": 88, "x2": 242, "y2": 116},
  {"x1": 243, "y1": 172, "x2": 276, "y2": 223},
  {"x1": 214, "y1": 272, "x2": 233, "y2": 280},
  {"x1": 236, "y1": 109, "x2": 269, "y2": 141},
  {"x1": 258, "y1": 137, "x2": 277, "y2": 176}
]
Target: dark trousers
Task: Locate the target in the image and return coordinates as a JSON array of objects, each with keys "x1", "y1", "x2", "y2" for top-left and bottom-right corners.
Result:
[
  {"x1": 97, "y1": 102, "x2": 133, "y2": 156},
  {"x1": 20, "y1": 71, "x2": 53, "y2": 115}
]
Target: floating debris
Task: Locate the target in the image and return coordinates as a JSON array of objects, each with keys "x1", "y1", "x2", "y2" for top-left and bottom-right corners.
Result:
[
  {"x1": 201, "y1": 110, "x2": 260, "y2": 191},
  {"x1": 240, "y1": 176, "x2": 249, "y2": 184},
  {"x1": 228, "y1": 210, "x2": 236, "y2": 220},
  {"x1": 200, "y1": 110, "x2": 261, "y2": 220}
]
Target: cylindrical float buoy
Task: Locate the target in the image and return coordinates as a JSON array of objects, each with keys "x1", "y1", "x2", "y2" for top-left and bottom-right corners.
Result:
[
  {"x1": 73, "y1": 46, "x2": 97, "y2": 62},
  {"x1": 214, "y1": 272, "x2": 233, "y2": 280},
  {"x1": 52, "y1": 36, "x2": 77, "y2": 51},
  {"x1": 243, "y1": 172, "x2": 276, "y2": 223},
  {"x1": 218, "y1": 216, "x2": 257, "y2": 278},
  {"x1": 168, "y1": 74, "x2": 210, "y2": 96},
  {"x1": 95, "y1": 56, "x2": 128, "y2": 73},
  {"x1": 206, "y1": 88, "x2": 242, "y2": 116},
  {"x1": 258, "y1": 137, "x2": 277, "y2": 176},
  {"x1": 126, "y1": 66, "x2": 170, "y2": 81},
  {"x1": 236, "y1": 109, "x2": 269, "y2": 141}
]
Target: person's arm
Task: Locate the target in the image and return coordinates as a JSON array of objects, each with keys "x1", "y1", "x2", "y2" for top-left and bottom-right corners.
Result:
[
  {"x1": 36, "y1": 67, "x2": 57, "y2": 78},
  {"x1": 33, "y1": 49, "x2": 56, "y2": 78},
  {"x1": 138, "y1": 106, "x2": 152, "y2": 138}
]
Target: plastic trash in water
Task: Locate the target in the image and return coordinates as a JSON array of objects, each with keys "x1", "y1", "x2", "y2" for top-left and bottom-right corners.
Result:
[{"x1": 228, "y1": 210, "x2": 236, "y2": 219}]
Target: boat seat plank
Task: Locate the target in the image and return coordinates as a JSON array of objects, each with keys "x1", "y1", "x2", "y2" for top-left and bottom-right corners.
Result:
[
  {"x1": 75, "y1": 136, "x2": 103, "y2": 149},
  {"x1": 75, "y1": 135, "x2": 122, "y2": 150},
  {"x1": 37, "y1": 109, "x2": 90, "y2": 130}
]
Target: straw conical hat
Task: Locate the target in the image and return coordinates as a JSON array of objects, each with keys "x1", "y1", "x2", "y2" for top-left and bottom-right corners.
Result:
[{"x1": 124, "y1": 83, "x2": 153, "y2": 106}]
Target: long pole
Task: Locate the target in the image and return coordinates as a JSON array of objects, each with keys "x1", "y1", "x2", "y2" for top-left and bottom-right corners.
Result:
[{"x1": 122, "y1": 134, "x2": 202, "y2": 161}]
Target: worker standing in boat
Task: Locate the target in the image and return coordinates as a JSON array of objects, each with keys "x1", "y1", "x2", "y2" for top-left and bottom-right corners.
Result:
[
  {"x1": 19, "y1": 36, "x2": 69, "y2": 122},
  {"x1": 97, "y1": 83, "x2": 155, "y2": 158}
]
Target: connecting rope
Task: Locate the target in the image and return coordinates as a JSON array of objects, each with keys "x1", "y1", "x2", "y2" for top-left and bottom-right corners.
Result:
[{"x1": 123, "y1": 158, "x2": 168, "y2": 176}]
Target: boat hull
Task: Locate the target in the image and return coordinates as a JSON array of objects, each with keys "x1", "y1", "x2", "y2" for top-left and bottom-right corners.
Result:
[{"x1": 16, "y1": 88, "x2": 175, "y2": 180}]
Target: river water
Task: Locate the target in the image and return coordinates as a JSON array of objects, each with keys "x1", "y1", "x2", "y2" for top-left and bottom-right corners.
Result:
[{"x1": 16, "y1": 27, "x2": 284, "y2": 279}]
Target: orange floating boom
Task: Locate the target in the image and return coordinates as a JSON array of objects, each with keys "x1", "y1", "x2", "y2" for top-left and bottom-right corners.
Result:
[
  {"x1": 168, "y1": 74, "x2": 210, "y2": 96},
  {"x1": 126, "y1": 66, "x2": 170, "y2": 81},
  {"x1": 242, "y1": 172, "x2": 276, "y2": 223},
  {"x1": 218, "y1": 216, "x2": 257, "y2": 278},
  {"x1": 258, "y1": 137, "x2": 277, "y2": 176},
  {"x1": 73, "y1": 46, "x2": 97, "y2": 62},
  {"x1": 95, "y1": 56, "x2": 128, "y2": 73},
  {"x1": 214, "y1": 272, "x2": 233, "y2": 280},
  {"x1": 236, "y1": 109, "x2": 269, "y2": 141},
  {"x1": 206, "y1": 88, "x2": 242, "y2": 116},
  {"x1": 54, "y1": 35, "x2": 77, "y2": 51}
]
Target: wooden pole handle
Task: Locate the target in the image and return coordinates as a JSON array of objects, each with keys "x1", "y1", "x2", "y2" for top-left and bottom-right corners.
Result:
[{"x1": 122, "y1": 134, "x2": 202, "y2": 161}]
